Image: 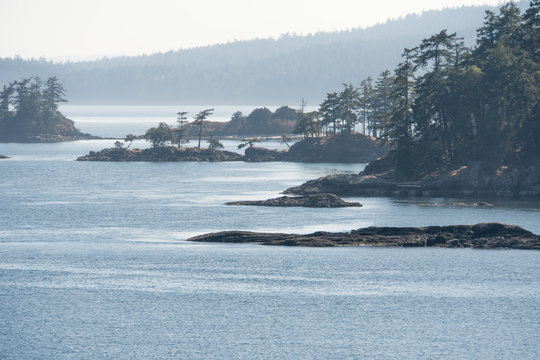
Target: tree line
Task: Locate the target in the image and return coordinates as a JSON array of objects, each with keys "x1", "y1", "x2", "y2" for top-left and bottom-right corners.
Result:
[
  {"x1": 1, "y1": 3, "x2": 519, "y2": 104},
  {"x1": 295, "y1": 1, "x2": 539, "y2": 177}
]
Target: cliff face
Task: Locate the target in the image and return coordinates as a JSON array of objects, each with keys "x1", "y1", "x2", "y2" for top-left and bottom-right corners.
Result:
[{"x1": 187, "y1": 223, "x2": 540, "y2": 249}]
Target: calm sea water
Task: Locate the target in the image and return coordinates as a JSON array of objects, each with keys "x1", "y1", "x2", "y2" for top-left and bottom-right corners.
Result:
[{"x1": 1, "y1": 107, "x2": 539, "y2": 359}]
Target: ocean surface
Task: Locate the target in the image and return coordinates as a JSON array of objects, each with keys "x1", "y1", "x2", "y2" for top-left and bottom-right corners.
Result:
[{"x1": 1, "y1": 106, "x2": 539, "y2": 359}]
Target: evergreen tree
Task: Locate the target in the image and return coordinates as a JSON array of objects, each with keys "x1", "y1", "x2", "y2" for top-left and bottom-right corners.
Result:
[
  {"x1": 358, "y1": 77, "x2": 374, "y2": 136},
  {"x1": 371, "y1": 71, "x2": 395, "y2": 138},
  {"x1": 194, "y1": 109, "x2": 214, "y2": 148},
  {"x1": 43, "y1": 76, "x2": 67, "y2": 113}
]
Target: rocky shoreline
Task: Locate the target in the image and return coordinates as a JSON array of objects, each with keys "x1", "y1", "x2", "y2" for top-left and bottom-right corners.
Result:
[
  {"x1": 226, "y1": 193, "x2": 362, "y2": 208},
  {"x1": 285, "y1": 161, "x2": 540, "y2": 199},
  {"x1": 76, "y1": 134, "x2": 388, "y2": 163},
  {"x1": 0, "y1": 133, "x2": 99, "y2": 143},
  {"x1": 187, "y1": 223, "x2": 540, "y2": 249},
  {"x1": 77, "y1": 147, "x2": 244, "y2": 162}
]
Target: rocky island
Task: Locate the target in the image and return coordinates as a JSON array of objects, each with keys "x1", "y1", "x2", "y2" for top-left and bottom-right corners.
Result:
[
  {"x1": 226, "y1": 193, "x2": 362, "y2": 208},
  {"x1": 187, "y1": 223, "x2": 540, "y2": 249},
  {"x1": 77, "y1": 146, "x2": 244, "y2": 162},
  {"x1": 0, "y1": 77, "x2": 97, "y2": 143},
  {"x1": 77, "y1": 133, "x2": 387, "y2": 163}
]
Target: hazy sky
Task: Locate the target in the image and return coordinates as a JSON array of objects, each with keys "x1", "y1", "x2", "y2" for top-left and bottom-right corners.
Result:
[{"x1": 1, "y1": 0, "x2": 507, "y2": 61}]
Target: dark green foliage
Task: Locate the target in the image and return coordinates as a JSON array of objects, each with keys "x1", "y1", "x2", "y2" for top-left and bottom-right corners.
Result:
[
  {"x1": 316, "y1": 84, "x2": 362, "y2": 136},
  {"x1": 145, "y1": 122, "x2": 173, "y2": 148},
  {"x1": 223, "y1": 107, "x2": 297, "y2": 135},
  {"x1": 273, "y1": 106, "x2": 301, "y2": 122},
  {"x1": 365, "y1": 1, "x2": 539, "y2": 178},
  {"x1": 238, "y1": 137, "x2": 261, "y2": 149},
  {"x1": 294, "y1": 111, "x2": 322, "y2": 139},
  {"x1": 194, "y1": 109, "x2": 214, "y2": 148},
  {"x1": 280, "y1": 134, "x2": 293, "y2": 148},
  {"x1": 124, "y1": 134, "x2": 138, "y2": 149},
  {"x1": 0, "y1": 76, "x2": 80, "y2": 139},
  {"x1": 207, "y1": 137, "x2": 224, "y2": 150},
  {"x1": 173, "y1": 111, "x2": 189, "y2": 147}
]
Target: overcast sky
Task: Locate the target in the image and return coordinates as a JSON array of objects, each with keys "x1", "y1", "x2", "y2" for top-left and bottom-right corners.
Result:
[{"x1": 0, "y1": 0, "x2": 506, "y2": 61}]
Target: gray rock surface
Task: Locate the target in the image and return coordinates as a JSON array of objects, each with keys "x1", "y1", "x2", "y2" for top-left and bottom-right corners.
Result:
[
  {"x1": 76, "y1": 147, "x2": 244, "y2": 162},
  {"x1": 226, "y1": 193, "x2": 362, "y2": 208},
  {"x1": 188, "y1": 223, "x2": 540, "y2": 249},
  {"x1": 286, "y1": 161, "x2": 540, "y2": 199}
]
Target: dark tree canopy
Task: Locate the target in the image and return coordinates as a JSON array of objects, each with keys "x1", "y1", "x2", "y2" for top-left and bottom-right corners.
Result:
[
  {"x1": 353, "y1": 1, "x2": 540, "y2": 178},
  {"x1": 0, "y1": 76, "x2": 82, "y2": 140}
]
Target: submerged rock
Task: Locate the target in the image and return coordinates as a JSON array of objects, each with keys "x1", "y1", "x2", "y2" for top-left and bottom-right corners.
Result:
[
  {"x1": 187, "y1": 223, "x2": 540, "y2": 249},
  {"x1": 226, "y1": 193, "x2": 362, "y2": 208}
]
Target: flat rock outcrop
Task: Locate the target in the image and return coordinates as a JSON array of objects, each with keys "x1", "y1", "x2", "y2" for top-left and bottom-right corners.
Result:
[
  {"x1": 226, "y1": 193, "x2": 362, "y2": 208},
  {"x1": 76, "y1": 147, "x2": 244, "y2": 162},
  {"x1": 285, "y1": 161, "x2": 540, "y2": 199},
  {"x1": 187, "y1": 223, "x2": 540, "y2": 249}
]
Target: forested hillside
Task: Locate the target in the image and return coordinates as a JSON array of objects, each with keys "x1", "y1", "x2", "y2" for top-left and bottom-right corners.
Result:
[{"x1": 0, "y1": 1, "x2": 529, "y2": 104}]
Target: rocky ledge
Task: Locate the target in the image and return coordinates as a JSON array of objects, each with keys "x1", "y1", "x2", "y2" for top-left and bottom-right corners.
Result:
[
  {"x1": 0, "y1": 154, "x2": 10, "y2": 159},
  {"x1": 285, "y1": 161, "x2": 540, "y2": 199},
  {"x1": 187, "y1": 223, "x2": 540, "y2": 249},
  {"x1": 76, "y1": 147, "x2": 244, "y2": 162},
  {"x1": 226, "y1": 193, "x2": 362, "y2": 208}
]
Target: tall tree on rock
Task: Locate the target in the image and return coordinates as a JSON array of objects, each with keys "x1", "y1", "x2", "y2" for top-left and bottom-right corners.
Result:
[
  {"x1": 382, "y1": 48, "x2": 415, "y2": 177},
  {"x1": 194, "y1": 108, "x2": 214, "y2": 148},
  {"x1": 42, "y1": 76, "x2": 67, "y2": 114}
]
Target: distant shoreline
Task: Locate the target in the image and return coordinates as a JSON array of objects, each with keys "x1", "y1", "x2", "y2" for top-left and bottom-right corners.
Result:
[{"x1": 0, "y1": 133, "x2": 100, "y2": 143}]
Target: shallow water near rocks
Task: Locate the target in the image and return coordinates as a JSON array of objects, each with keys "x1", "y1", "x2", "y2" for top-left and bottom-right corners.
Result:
[{"x1": 1, "y1": 114, "x2": 539, "y2": 359}]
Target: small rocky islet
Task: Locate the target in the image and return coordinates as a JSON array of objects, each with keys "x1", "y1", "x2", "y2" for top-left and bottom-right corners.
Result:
[
  {"x1": 226, "y1": 193, "x2": 362, "y2": 208},
  {"x1": 76, "y1": 133, "x2": 388, "y2": 163},
  {"x1": 76, "y1": 146, "x2": 244, "y2": 162},
  {"x1": 187, "y1": 223, "x2": 540, "y2": 249}
]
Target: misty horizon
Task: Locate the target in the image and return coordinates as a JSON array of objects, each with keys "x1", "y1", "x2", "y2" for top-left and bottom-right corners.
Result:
[{"x1": 1, "y1": 0, "x2": 509, "y2": 62}]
